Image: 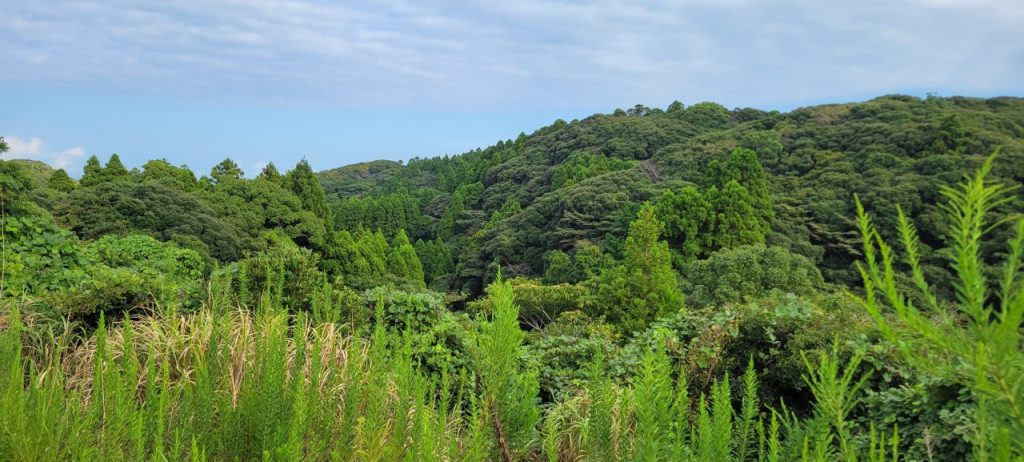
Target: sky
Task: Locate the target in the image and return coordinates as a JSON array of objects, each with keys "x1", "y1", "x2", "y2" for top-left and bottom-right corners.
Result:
[{"x1": 1, "y1": 0, "x2": 1022, "y2": 177}]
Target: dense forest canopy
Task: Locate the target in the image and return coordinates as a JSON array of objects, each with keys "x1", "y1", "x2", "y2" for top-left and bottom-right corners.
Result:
[
  {"x1": 1, "y1": 95, "x2": 1023, "y2": 461},
  {"x1": 322, "y1": 95, "x2": 1024, "y2": 292}
]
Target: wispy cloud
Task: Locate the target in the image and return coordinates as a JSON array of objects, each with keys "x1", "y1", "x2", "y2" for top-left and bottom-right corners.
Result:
[
  {"x1": 2, "y1": 135, "x2": 87, "y2": 170},
  {"x1": 249, "y1": 161, "x2": 268, "y2": 177},
  {"x1": 1, "y1": 0, "x2": 1019, "y2": 110},
  {"x1": 5, "y1": 136, "x2": 43, "y2": 156}
]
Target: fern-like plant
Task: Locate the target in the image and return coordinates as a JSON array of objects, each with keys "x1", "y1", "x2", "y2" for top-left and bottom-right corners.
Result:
[
  {"x1": 855, "y1": 153, "x2": 1023, "y2": 458},
  {"x1": 475, "y1": 277, "x2": 541, "y2": 461}
]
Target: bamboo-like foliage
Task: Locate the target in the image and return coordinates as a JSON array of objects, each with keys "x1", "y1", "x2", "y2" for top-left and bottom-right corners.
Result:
[{"x1": 854, "y1": 153, "x2": 1024, "y2": 459}]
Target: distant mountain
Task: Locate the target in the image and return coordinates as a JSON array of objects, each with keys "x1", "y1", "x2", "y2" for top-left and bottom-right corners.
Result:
[{"x1": 318, "y1": 159, "x2": 404, "y2": 198}]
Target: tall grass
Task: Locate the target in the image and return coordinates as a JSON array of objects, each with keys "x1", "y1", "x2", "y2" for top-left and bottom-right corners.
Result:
[{"x1": 1, "y1": 279, "x2": 900, "y2": 461}]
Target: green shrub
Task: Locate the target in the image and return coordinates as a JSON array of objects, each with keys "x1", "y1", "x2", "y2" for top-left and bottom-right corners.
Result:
[
  {"x1": 1, "y1": 215, "x2": 90, "y2": 297},
  {"x1": 681, "y1": 245, "x2": 824, "y2": 308}
]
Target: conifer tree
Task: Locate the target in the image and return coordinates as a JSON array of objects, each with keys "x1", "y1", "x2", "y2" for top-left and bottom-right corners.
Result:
[
  {"x1": 103, "y1": 153, "x2": 130, "y2": 181},
  {"x1": 710, "y1": 147, "x2": 773, "y2": 231},
  {"x1": 414, "y1": 238, "x2": 455, "y2": 284},
  {"x1": 476, "y1": 277, "x2": 541, "y2": 461},
  {"x1": 80, "y1": 155, "x2": 103, "y2": 187},
  {"x1": 388, "y1": 229, "x2": 425, "y2": 284},
  {"x1": 210, "y1": 158, "x2": 243, "y2": 185},
  {"x1": 708, "y1": 180, "x2": 765, "y2": 249},
  {"x1": 658, "y1": 186, "x2": 714, "y2": 262},
  {"x1": 286, "y1": 159, "x2": 332, "y2": 229},
  {"x1": 47, "y1": 168, "x2": 76, "y2": 193},
  {"x1": 257, "y1": 162, "x2": 282, "y2": 183},
  {"x1": 589, "y1": 202, "x2": 684, "y2": 334}
]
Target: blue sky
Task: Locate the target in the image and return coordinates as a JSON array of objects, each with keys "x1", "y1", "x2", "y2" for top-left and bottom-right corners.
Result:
[{"x1": 2, "y1": 0, "x2": 1022, "y2": 177}]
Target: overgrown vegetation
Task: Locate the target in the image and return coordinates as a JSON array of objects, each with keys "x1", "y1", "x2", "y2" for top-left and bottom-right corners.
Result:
[{"x1": 1, "y1": 96, "x2": 1022, "y2": 460}]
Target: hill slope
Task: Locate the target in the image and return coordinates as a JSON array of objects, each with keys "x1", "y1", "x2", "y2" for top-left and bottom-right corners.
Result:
[{"x1": 320, "y1": 95, "x2": 1024, "y2": 293}]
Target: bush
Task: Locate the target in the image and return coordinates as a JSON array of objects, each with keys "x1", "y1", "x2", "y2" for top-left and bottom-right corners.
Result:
[
  {"x1": 86, "y1": 234, "x2": 205, "y2": 281},
  {"x1": 235, "y1": 240, "x2": 328, "y2": 312},
  {"x1": 467, "y1": 277, "x2": 586, "y2": 329},
  {"x1": 526, "y1": 311, "x2": 616, "y2": 401},
  {"x1": 366, "y1": 285, "x2": 475, "y2": 376},
  {"x1": 1, "y1": 215, "x2": 90, "y2": 297},
  {"x1": 681, "y1": 245, "x2": 824, "y2": 308}
]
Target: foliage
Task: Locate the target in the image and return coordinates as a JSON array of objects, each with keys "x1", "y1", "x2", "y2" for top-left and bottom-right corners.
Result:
[
  {"x1": 47, "y1": 168, "x2": 77, "y2": 193},
  {"x1": 526, "y1": 312, "x2": 615, "y2": 400},
  {"x1": 333, "y1": 192, "x2": 428, "y2": 238},
  {"x1": 681, "y1": 245, "x2": 824, "y2": 308},
  {"x1": 854, "y1": 154, "x2": 1024, "y2": 458},
  {"x1": 197, "y1": 177, "x2": 328, "y2": 252},
  {"x1": 550, "y1": 150, "x2": 634, "y2": 189},
  {"x1": 210, "y1": 158, "x2": 243, "y2": 185},
  {"x1": 1, "y1": 214, "x2": 90, "y2": 297},
  {"x1": 542, "y1": 250, "x2": 573, "y2": 284},
  {"x1": 387, "y1": 229, "x2": 425, "y2": 285},
  {"x1": 86, "y1": 234, "x2": 205, "y2": 281},
  {"x1": 257, "y1": 162, "x2": 282, "y2": 183},
  {"x1": 468, "y1": 277, "x2": 587, "y2": 329},
  {"x1": 285, "y1": 159, "x2": 332, "y2": 228},
  {"x1": 474, "y1": 278, "x2": 541, "y2": 460},
  {"x1": 234, "y1": 240, "x2": 330, "y2": 312},
  {"x1": 4, "y1": 96, "x2": 1024, "y2": 461},
  {"x1": 79, "y1": 155, "x2": 103, "y2": 187},
  {"x1": 55, "y1": 181, "x2": 244, "y2": 261},
  {"x1": 333, "y1": 227, "x2": 427, "y2": 289},
  {"x1": 139, "y1": 159, "x2": 197, "y2": 190},
  {"x1": 415, "y1": 238, "x2": 455, "y2": 287},
  {"x1": 365, "y1": 285, "x2": 474, "y2": 375},
  {"x1": 587, "y1": 203, "x2": 684, "y2": 334},
  {"x1": 657, "y1": 186, "x2": 714, "y2": 262}
]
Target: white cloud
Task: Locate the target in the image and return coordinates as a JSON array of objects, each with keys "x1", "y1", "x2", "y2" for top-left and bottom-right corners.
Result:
[
  {"x1": 52, "y1": 146, "x2": 86, "y2": 169},
  {"x1": 6, "y1": 136, "x2": 43, "y2": 156},
  {"x1": 249, "y1": 161, "x2": 268, "y2": 177},
  {"x1": 1, "y1": 135, "x2": 87, "y2": 171},
  {"x1": 0, "y1": 0, "x2": 1019, "y2": 110}
]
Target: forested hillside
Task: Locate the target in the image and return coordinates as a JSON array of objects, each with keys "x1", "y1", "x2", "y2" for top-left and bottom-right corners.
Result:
[
  {"x1": 1, "y1": 95, "x2": 1023, "y2": 461},
  {"x1": 323, "y1": 95, "x2": 1024, "y2": 293}
]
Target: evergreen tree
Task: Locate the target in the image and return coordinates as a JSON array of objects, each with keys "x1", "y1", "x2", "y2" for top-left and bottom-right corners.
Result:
[
  {"x1": 710, "y1": 147, "x2": 773, "y2": 230},
  {"x1": 414, "y1": 238, "x2": 454, "y2": 284},
  {"x1": 80, "y1": 155, "x2": 103, "y2": 187},
  {"x1": 47, "y1": 168, "x2": 76, "y2": 193},
  {"x1": 708, "y1": 181, "x2": 765, "y2": 249},
  {"x1": 488, "y1": 197, "x2": 522, "y2": 227},
  {"x1": 258, "y1": 162, "x2": 282, "y2": 183},
  {"x1": 588, "y1": 202, "x2": 684, "y2": 334},
  {"x1": 103, "y1": 153, "x2": 130, "y2": 181},
  {"x1": 286, "y1": 159, "x2": 332, "y2": 228},
  {"x1": 210, "y1": 158, "x2": 243, "y2": 185},
  {"x1": 356, "y1": 228, "x2": 388, "y2": 279},
  {"x1": 140, "y1": 159, "x2": 197, "y2": 190},
  {"x1": 0, "y1": 160, "x2": 35, "y2": 216},
  {"x1": 437, "y1": 182, "x2": 483, "y2": 239},
  {"x1": 387, "y1": 229, "x2": 425, "y2": 284},
  {"x1": 658, "y1": 186, "x2": 714, "y2": 263},
  {"x1": 572, "y1": 241, "x2": 614, "y2": 282}
]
